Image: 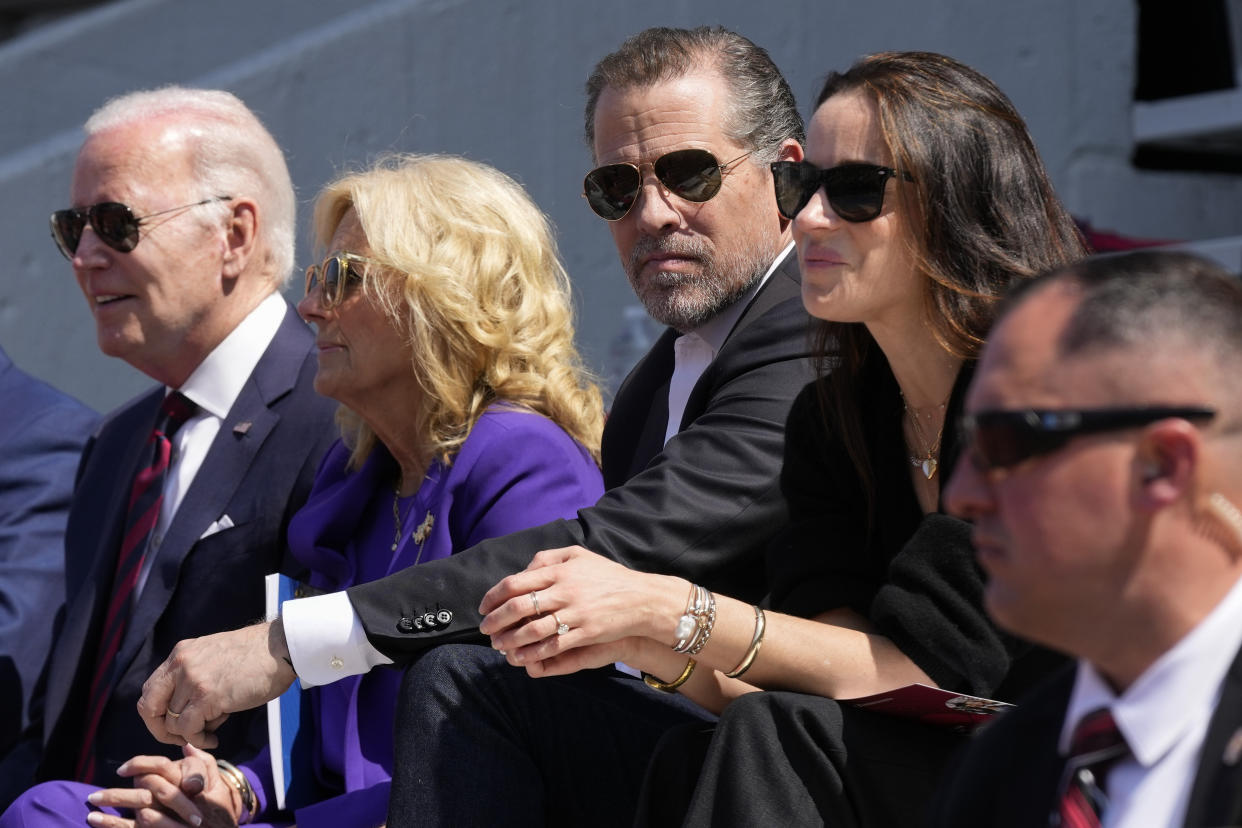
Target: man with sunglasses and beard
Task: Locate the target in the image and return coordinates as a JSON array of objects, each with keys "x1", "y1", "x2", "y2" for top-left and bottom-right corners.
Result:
[
  {"x1": 0, "y1": 87, "x2": 336, "y2": 806},
  {"x1": 135, "y1": 25, "x2": 816, "y2": 795},
  {"x1": 932, "y1": 250, "x2": 1242, "y2": 828}
]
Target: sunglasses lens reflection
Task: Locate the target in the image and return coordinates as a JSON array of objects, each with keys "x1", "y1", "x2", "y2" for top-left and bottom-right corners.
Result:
[
  {"x1": 771, "y1": 162, "x2": 893, "y2": 222},
  {"x1": 653, "y1": 149, "x2": 722, "y2": 202},
  {"x1": 49, "y1": 204, "x2": 141, "y2": 259},
  {"x1": 583, "y1": 149, "x2": 724, "y2": 220},
  {"x1": 92, "y1": 203, "x2": 139, "y2": 252},
  {"x1": 584, "y1": 165, "x2": 640, "y2": 221},
  {"x1": 825, "y1": 166, "x2": 888, "y2": 222}
]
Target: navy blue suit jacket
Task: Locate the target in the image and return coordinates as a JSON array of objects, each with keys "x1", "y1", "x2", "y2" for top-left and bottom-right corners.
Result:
[
  {"x1": 0, "y1": 347, "x2": 97, "y2": 755},
  {"x1": 0, "y1": 303, "x2": 337, "y2": 799}
]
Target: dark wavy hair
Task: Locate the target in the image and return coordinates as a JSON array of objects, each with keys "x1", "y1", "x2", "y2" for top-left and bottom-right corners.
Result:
[
  {"x1": 811, "y1": 51, "x2": 1087, "y2": 513},
  {"x1": 584, "y1": 26, "x2": 804, "y2": 163}
]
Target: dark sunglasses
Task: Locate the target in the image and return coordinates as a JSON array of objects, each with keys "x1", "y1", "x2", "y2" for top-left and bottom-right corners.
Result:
[
  {"x1": 50, "y1": 196, "x2": 231, "y2": 260},
  {"x1": 304, "y1": 252, "x2": 382, "y2": 309},
  {"x1": 582, "y1": 148, "x2": 753, "y2": 221},
  {"x1": 770, "y1": 161, "x2": 911, "y2": 222},
  {"x1": 960, "y1": 406, "x2": 1217, "y2": 471}
]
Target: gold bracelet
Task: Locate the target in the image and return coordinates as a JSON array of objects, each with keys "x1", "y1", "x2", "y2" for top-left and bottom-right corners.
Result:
[
  {"x1": 215, "y1": 759, "x2": 257, "y2": 825},
  {"x1": 643, "y1": 657, "x2": 696, "y2": 693},
  {"x1": 724, "y1": 605, "x2": 766, "y2": 679}
]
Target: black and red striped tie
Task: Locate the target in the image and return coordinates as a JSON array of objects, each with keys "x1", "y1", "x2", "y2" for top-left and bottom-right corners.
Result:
[
  {"x1": 1053, "y1": 707, "x2": 1129, "y2": 828},
  {"x1": 75, "y1": 391, "x2": 198, "y2": 783}
]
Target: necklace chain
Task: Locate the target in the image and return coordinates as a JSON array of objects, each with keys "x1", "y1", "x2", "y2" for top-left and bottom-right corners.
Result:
[{"x1": 901, "y1": 392, "x2": 948, "y2": 480}]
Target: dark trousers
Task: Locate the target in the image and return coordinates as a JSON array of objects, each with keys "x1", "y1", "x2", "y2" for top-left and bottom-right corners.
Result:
[
  {"x1": 386, "y1": 644, "x2": 713, "y2": 828},
  {"x1": 637, "y1": 691, "x2": 969, "y2": 827}
]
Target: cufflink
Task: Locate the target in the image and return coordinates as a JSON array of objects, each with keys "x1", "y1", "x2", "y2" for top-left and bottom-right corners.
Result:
[{"x1": 1224, "y1": 727, "x2": 1242, "y2": 766}]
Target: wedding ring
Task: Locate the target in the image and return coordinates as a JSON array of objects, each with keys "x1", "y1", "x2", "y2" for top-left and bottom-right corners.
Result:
[
  {"x1": 530, "y1": 591, "x2": 541, "y2": 616},
  {"x1": 167, "y1": 709, "x2": 183, "y2": 719},
  {"x1": 553, "y1": 613, "x2": 570, "y2": 636}
]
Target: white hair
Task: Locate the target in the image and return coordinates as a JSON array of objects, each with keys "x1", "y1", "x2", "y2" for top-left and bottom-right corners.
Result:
[{"x1": 85, "y1": 86, "x2": 297, "y2": 286}]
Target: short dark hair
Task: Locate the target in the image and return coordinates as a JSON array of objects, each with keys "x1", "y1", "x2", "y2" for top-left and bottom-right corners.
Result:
[
  {"x1": 1012, "y1": 250, "x2": 1242, "y2": 365},
  {"x1": 583, "y1": 26, "x2": 804, "y2": 162}
]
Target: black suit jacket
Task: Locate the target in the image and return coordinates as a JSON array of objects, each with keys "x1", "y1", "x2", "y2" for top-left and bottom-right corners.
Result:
[
  {"x1": 0, "y1": 304, "x2": 337, "y2": 799},
  {"x1": 348, "y1": 254, "x2": 816, "y2": 658},
  {"x1": 928, "y1": 645, "x2": 1242, "y2": 827}
]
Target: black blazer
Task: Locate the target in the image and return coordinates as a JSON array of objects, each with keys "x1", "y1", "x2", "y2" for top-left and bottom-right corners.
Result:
[
  {"x1": 927, "y1": 645, "x2": 1242, "y2": 827},
  {"x1": 0, "y1": 304, "x2": 337, "y2": 798},
  {"x1": 348, "y1": 254, "x2": 816, "y2": 659}
]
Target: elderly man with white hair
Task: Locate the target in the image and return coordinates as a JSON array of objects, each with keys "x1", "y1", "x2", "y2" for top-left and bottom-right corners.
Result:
[{"x1": 0, "y1": 87, "x2": 336, "y2": 805}]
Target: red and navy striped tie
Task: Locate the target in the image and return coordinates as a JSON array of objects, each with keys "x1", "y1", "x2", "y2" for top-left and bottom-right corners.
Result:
[
  {"x1": 1053, "y1": 707, "x2": 1129, "y2": 828},
  {"x1": 75, "y1": 391, "x2": 198, "y2": 782}
]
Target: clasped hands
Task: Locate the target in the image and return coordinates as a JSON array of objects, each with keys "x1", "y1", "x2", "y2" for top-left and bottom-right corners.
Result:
[
  {"x1": 479, "y1": 545, "x2": 683, "y2": 676},
  {"x1": 82, "y1": 744, "x2": 239, "y2": 828}
]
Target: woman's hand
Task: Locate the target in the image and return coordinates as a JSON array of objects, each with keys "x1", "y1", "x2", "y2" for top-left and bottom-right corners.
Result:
[
  {"x1": 85, "y1": 744, "x2": 240, "y2": 828},
  {"x1": 478, "y1": 546, "x2": 687, "y2": 672}
]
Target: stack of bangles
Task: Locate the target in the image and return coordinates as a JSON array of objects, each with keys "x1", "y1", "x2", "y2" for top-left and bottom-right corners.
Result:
[
  {"x1": 642, "y1": 584, "x2": 767, "y2": 693},
  {"x1": 215, "y1": 759, "x2": 257, "y2": 825}
]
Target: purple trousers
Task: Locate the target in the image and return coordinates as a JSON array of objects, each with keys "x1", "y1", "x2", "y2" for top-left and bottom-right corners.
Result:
[{"x1": 0, "y1": 781, "x2": 291, "y2": 828}]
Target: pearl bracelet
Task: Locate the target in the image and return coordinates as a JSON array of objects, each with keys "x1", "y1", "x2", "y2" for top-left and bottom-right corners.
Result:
[{"x1": 673, "y1": 584, "x2": 716, "y2": 655}]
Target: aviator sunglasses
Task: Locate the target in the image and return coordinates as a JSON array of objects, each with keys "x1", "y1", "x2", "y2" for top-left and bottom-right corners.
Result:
[
  {"x1": 960, "y1": 406, "x2": 1217, "y2": 471},
  {"x1": 770, "y1": 161, "x2": 912, "y2": 222},
  {"x1": 304, "y1": 252, "x2": 383, "y2": 309},
  {"x1": 582, "y1": 148, "x2": 753, "y2": 221},
  {"x1": 50, "y1": 196, "x2": 232, "y2": 260}
]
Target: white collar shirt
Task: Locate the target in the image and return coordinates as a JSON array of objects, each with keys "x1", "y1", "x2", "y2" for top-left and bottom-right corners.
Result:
[
  {"x1": 135, "y1": 292, "x2": 287, "y2": 598},
  {"x1": 662, "y1": 242, "x2": 793, "y2": 446},
  {"x1": 1059, "y1": 569, "x2": 1242, "y2": 828}
]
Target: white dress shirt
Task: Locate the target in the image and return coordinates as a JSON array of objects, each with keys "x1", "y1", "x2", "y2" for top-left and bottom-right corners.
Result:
[
  {"x1": 134, "y1": 292, "x2": 286, "y2": 598},
  {"x1": 1059, "y1": 569, "x2": 1242, "y2": 828},
  {"x1": 284, "y1": 243, "x2": 795, "y2": 687}
]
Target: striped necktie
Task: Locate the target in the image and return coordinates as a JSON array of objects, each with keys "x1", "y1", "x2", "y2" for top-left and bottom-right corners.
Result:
[
  {"x1": 1053, "y1": 707, "x2": 1129, "y2": 828},
  {"x1": 75, "y1": 391, "x2": 198, "y2": 782}
]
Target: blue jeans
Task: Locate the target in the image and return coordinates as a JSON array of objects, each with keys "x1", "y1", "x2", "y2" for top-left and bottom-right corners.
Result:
[{"x1": 386, "y1": 644, "x2": 713, "y2": 828}]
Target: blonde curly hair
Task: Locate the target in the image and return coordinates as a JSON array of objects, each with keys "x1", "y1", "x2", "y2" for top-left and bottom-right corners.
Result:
[{"x1": 312, "y1": 154, "x2": 604, "y2": 471}]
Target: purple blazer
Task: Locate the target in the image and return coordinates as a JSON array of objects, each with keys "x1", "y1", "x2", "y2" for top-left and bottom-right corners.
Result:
[{"x1": 243, "y1": 407, "x2": 602, "y2": 827}]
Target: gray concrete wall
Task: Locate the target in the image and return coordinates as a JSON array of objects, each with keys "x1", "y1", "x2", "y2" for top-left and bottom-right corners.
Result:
[{"x1": 1, "y1": 0, "x2": 1236, "y2": 412}]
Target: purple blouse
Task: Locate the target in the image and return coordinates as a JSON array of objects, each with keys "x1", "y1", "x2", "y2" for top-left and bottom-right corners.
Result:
[{"x1": 242, "y1": 407, "x2": 602, "y2": 828}]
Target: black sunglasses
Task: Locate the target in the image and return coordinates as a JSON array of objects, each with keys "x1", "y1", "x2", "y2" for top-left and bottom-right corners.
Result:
[
  {"x1": 960, "y1": 406, "x2": 1217, "y2": 471},
  {"x1": 304, "y1": 252, "x2": 382, "y2": 309},
  {"x1": 770, "y1": 161, "x2": 911, "y2": 222},
  {"x1": 582, "y1": 148, "x2": 752, "y2": 221},
  {"x1": 50, "y1": 196, "x2": 232, "y2": 260}
]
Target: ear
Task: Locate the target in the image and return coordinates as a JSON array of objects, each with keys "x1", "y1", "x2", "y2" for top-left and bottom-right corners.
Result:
[
  {"x1": 1133, "y1": 419, "x2": 1199, "y2": 512},
  {"x1": 221, "y1": 198, "x2": 259, "y2": 280},
  {"x1": 776, "y1": 138, "x2": 804, "y2": 164}
]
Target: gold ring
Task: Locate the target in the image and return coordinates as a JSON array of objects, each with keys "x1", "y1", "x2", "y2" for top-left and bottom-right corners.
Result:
[{"x1": 167, "y1": 709, "x2": 183, "y2": 719}]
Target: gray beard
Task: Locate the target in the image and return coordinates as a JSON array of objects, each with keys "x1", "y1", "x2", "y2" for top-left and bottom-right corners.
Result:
[{"x1": 626, "y1": 234, "x2": 775, "y2": 332}]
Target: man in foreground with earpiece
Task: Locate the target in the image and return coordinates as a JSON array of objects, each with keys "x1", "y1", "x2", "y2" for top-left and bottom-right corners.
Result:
[{"x1": 934, "y1": 249, "x2": 1242, "y2": 828}]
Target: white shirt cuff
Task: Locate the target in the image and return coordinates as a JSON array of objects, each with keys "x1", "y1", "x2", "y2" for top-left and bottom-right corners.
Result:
[{"x1": 282, "y1": 591, "x2": 393, "y2": 687}]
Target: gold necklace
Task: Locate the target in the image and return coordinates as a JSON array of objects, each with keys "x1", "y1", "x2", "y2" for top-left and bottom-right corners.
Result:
[
  {"x1": 901, "y1": 394, "x2": 947, "y2": 480},
  {"x1": 392, "y1": 484, "x2": 435, "y2": 563}
]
